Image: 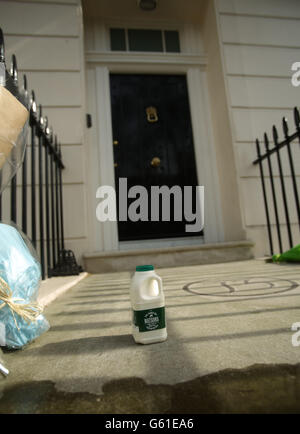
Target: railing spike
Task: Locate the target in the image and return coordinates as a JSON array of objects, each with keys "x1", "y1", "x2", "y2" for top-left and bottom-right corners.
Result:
[
  {"x1": 44, "y1": 116, "x2": 51, "y2": 136},
  {"x1": 10, "y1": 54, "x2": 18, "y2": 84},
  {"x1": 23, "y1": 74, "x2": 27, "y2": 91},
  {"x1": 272, "y1": 125, "x2": 278, "y2": 144},
  {"x1": 264, "y1": 132, "x2": 269, "y2": 150},
  {"x1": 39, "y1": 104, "x2": 44, "y2": 128},
  {"x1": 282, "y1": 117, "x2": 289, "y2": 138},
  {"x1": 294, "y1": 107, "x2": 300, "y2": 128},
  {"x1": 49, "y1": 126, "x2": 53, "y2": 143},
  {"x1": 30, "y1": 90, "x2": 37, "y2": 114},
  {"x1": 255, "y1": 139, "x2": 261, "y2": 156},
  {"x1": 22, "y1": 74, "x2": 30, "y2": 107}
]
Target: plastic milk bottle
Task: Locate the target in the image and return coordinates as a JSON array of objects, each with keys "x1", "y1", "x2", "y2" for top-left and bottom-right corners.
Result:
[{"x1": 130, "y1": 265, "x2": 167, "y2": 344}]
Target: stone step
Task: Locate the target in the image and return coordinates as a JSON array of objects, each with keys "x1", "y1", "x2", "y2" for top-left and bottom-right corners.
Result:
[{"x1": 83, "y1": 240, "x2": 254, "y2": 273}]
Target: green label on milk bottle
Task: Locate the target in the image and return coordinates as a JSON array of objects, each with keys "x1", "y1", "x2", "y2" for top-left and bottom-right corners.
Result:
[{"x1": 133, "y1": 307, "x2": 165, "y2": 333}]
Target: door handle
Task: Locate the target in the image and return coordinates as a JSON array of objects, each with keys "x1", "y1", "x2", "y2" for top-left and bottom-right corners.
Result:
[{"x1": 151, "y1": 157, "x2": 161, "y2": 167}]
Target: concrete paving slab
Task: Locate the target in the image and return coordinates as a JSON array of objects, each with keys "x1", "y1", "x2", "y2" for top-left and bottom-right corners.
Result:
[{"x1": 0, "y1": 260, "x2": 300, "y2": 413}]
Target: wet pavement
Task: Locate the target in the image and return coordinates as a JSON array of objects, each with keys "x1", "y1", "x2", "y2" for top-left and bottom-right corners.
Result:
[
  {"x1": 0, "y1": 259, "x2": 300, "y2": 413},
  {"x1": 1, "y1": 363, "x2": 300, "y2": 413}
]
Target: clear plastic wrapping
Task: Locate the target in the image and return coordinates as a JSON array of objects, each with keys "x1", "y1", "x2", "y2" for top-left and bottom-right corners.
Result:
[
  {"x1": 0, "y1": 223, "x2": 50, "y2": 349},
  {"x1": 0, "y1": 64, "x2": 29, "y2": 193},
  {"x1": 0, "y1": 347, "x2": 9, "y2": 377}
]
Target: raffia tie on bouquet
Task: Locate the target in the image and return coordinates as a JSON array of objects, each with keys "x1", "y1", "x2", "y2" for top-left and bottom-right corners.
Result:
[{"x1": 0, "y1": 276, "x2": 43, "y2": 330}]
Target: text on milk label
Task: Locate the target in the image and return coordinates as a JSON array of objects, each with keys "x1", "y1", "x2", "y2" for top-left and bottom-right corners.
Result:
[{"x1": 133, "y1": 307, "x2": 165, "y2": 333}]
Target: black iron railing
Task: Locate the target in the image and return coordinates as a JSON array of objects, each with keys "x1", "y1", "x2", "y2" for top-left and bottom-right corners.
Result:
[
  {"x1": 253, "y1": 107, "x2": 300, "y2": 256},
  {"x1": 0, "y1": 28, "x2": 81, "y2": 279}
]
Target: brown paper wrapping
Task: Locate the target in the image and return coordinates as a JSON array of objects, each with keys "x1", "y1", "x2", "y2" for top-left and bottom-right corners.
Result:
[{"x1": 0, "y1": 86, "x2": 29, "y2": 169}]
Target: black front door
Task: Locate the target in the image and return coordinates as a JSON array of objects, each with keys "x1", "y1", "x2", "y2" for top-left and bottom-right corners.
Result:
[{"x1": 110, "y1": 74, "x2": 200, "y2": 241}]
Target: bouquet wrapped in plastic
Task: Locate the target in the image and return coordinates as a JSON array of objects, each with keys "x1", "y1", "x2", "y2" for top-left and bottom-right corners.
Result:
[
  {"x1": 0, "y1": 31, "x2": 48, "y2": 354},
  {"x1": 0, "y1": 223, "x2": 50, "y2": 349}
]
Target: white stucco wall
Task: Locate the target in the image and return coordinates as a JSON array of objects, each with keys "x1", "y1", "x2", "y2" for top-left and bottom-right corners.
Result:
[
  {"x1": 3, "y1": 0, "x2": 298, "y2": 262},
  {"x1": 215, "y1": 0, "x2": 300, "y2": 256}
]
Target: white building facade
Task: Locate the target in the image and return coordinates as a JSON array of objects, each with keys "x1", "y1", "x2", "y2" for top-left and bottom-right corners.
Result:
[{"x1": 0, "y1": 0, "x2": 299, "y2": 271}]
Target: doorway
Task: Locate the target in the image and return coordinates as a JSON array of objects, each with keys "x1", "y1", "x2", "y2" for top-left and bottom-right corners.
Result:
[{"x1": 110, "y1": 74, "x2": 201, "y2": 241}]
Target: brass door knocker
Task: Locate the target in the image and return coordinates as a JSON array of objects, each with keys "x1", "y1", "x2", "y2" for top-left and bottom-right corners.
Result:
[
  {"x1": 146, "y1": 106, "x2": 158, "y2": 123},
  {"x1": 150, "y1": 156, "x2": 161, "y2": 167}
]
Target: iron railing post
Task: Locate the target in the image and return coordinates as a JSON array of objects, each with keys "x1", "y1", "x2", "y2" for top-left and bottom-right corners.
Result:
[
  {"x1": 273, "y1": 125, "x2": 293, "y2": 249},
  {"x1": 50, "y1": 136, "x2": 57, "y2": 269},
  {"x1": 37, "y1": 106, "x2": 45, "y2": 279},
  {"x1": 30, "y1": 91, "x2": 37, "y2": 248},
  {"x1": 21, "y1": 74, "x2": 29, "y2": 235},
  {"x1": 44, "y1": 117, "x2": 51, "y2": 276},
  {"x1": 264, "y1": 132, "x2": 282, "y2": 254},
  {"x1": 58, "y1": 143, "x2": 65, "y2": 251},
  {"x1": 54, "y1": 137, "x2": 60, "y2": 263},
  {"x1": 256, "y1": 139, "x2": 273, "y2": 255},
  {"x1": 9, "y1": 55, "x2": 18, "y2": 224}
]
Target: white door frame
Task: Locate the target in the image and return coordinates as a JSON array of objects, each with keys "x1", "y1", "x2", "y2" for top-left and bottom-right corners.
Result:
[{"x1": 88, "y1": 52, "x2": 224, "y2": 251}]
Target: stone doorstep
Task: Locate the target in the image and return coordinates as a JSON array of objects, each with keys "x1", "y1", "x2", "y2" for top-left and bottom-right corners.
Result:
[
  {"x1": 37, "y1": 272, "x2": 89, "y2": 308},
  {"x1": 83, "y1": 240, "x2": 255, "y2": 273}
]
